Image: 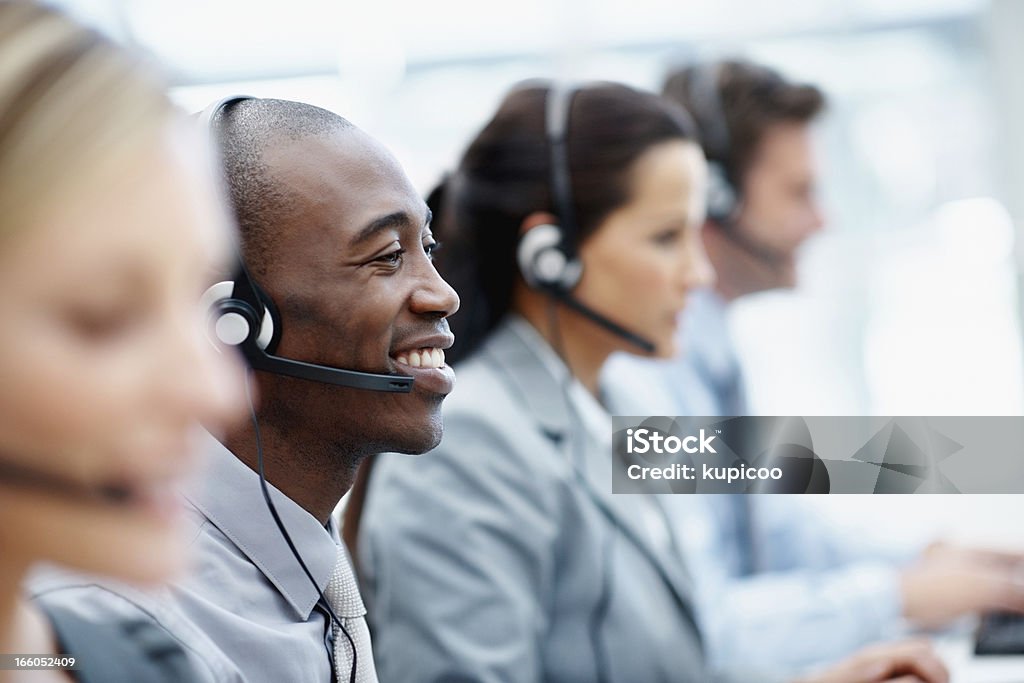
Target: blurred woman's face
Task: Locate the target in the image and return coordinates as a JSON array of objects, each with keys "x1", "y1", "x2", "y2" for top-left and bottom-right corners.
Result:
[
  {"x1": 0, "y1": 122, "x2": 244, "y2": 584},
  {"x1": 577, "y1": 139, "x2": 713, "y2": 358}
]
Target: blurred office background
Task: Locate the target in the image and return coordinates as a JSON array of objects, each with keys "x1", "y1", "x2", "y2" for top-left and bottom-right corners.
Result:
[{"x1": 51, "y1": 0, "x2": 1024, "y2": 542}]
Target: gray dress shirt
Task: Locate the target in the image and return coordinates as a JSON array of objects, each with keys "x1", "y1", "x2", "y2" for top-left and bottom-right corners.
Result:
[{"x1": 33, "y1": 434, "x2": 361, "y2": 682}]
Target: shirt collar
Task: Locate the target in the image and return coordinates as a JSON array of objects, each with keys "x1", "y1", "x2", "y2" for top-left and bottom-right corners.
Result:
[
  {"x1": 184, "y1": 432, "x2": 338, "y2": 620},
  {"x1": 685, "y1": 287, "x2": 739, "y2": 378}
]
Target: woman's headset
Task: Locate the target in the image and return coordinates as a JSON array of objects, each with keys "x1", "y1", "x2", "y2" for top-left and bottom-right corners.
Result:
[
  {"x1": 515, "y1": 83, "x2": 584, "y2": 292},
  {"x1": 515, "y1": 84, "x2": 656, "y2": 354}
]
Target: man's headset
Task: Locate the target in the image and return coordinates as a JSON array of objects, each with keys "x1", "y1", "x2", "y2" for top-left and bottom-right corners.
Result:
[
  {"x1": 198, "y1": 95, "x2": 414, "y2": 393},
  {"x1": 684, "y1": 62, "x2": 790, "y2": 270},
  {"x1": 685, "y1": 63, "x2": 739, "y2": 224},
  {"x1": 515, "y1": 84, "x2": 656, "y2": 354}
]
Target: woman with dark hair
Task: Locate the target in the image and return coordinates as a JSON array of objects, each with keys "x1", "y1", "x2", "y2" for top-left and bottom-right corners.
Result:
[
  {"x1": 355, "y1": 81, "x2": 947, "y2": 683},
  {"x1": 428, "y1": 83, "x2": 705, "y2": 370}
]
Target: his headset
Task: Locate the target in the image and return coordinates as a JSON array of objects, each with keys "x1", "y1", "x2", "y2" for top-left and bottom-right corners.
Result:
[
  {"x1": 683, "y1": 61, "x2": 793, "y2": 271},
  {"x1": 515, "y1": 83, "x2": 656, "y2": 355},
  {"x1": 200, "y1": 96, "x2": 413, "y2": 394}
]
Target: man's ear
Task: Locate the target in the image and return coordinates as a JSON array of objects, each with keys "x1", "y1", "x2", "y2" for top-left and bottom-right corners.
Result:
[{"x1": 519, "y1": 211, "x2": 559, "y2": 238}]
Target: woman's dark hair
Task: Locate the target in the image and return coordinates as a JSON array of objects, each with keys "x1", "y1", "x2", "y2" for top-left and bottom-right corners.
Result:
[{"x1": 432, "y1": 81, "x2": 697, "y2": 364}]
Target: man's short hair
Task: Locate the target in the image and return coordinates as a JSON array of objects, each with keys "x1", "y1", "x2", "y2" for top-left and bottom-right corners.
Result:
[
  {"x1": 212, "y1": 98, "x2": 354, "y2": 277},
  {"x1": 662, "y1": 59, "x2": 825, "y2": 187}
]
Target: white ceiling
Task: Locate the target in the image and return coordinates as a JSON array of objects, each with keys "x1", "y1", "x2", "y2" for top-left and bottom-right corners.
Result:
[{"x1": 51, "y1": 0, "x2": 987, "y2": 84}]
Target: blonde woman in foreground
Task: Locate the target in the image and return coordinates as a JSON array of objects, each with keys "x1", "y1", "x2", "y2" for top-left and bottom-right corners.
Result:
[{"x1": 0, "y1": 2, "x2": 243, "y2": 681}]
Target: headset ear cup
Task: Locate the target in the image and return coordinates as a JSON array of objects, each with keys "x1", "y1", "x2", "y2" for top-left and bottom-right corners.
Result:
[
  {"x1": 254, "y1": 290, "x2": 278, "y2": 352},
  {"x1": 706, "y1": 160, "x2": 739, "y2": 224},
  {"x1": 201, "y1": 281, "x2": 245, "y2": 347},
  {"x1": 200, "y1": 280, "x2": 276, "y2": 351},
  {"x1": 517, "y1": 223, "x2": 562, "y2": 288},
  {"x1": 517, "y1": 223, "x2": 583, "y2": 291}
]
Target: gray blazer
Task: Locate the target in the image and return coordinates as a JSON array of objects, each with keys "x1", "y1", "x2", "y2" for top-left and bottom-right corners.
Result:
[{"x1": 359, "y1": 320, "x2": 773, "y2": 683}]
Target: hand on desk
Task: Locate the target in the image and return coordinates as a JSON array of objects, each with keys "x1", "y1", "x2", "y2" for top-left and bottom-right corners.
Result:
[
  {"x1": 794, "y1": 640, "x2": 948, "y2": 683},
  {"x1": 902, "y1": 542, "x2": 1024, "y2": 629},
  {"x1": 922, "y1": 542, "x2": 1024, "y2": 571}
]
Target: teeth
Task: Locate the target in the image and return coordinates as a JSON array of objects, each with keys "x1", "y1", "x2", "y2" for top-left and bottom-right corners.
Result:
[{"x1": 393, "y1": 348, "x2": 446, "y2": 370}]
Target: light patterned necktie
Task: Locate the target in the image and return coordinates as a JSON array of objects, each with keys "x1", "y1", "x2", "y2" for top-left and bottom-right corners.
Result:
[{"x1": 324, "y1": 544, "x2": 378, "y2": 683}]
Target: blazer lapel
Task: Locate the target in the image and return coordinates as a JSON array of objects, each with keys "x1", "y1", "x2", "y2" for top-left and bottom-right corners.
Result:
[
  {"x1": 576, "y1": 424, "x2": 701, "y2": 633},
  {"x1": 478, "y1": 321, "x2": 572, "y2": 447},
  {"x1": 479, "y1": 322, "x2": 701, "y2": 633}
]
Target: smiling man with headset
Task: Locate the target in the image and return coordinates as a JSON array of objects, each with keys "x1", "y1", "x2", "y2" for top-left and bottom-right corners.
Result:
[{"x1": 32, "y1": 96, "x2": 460, "y2": 682}]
